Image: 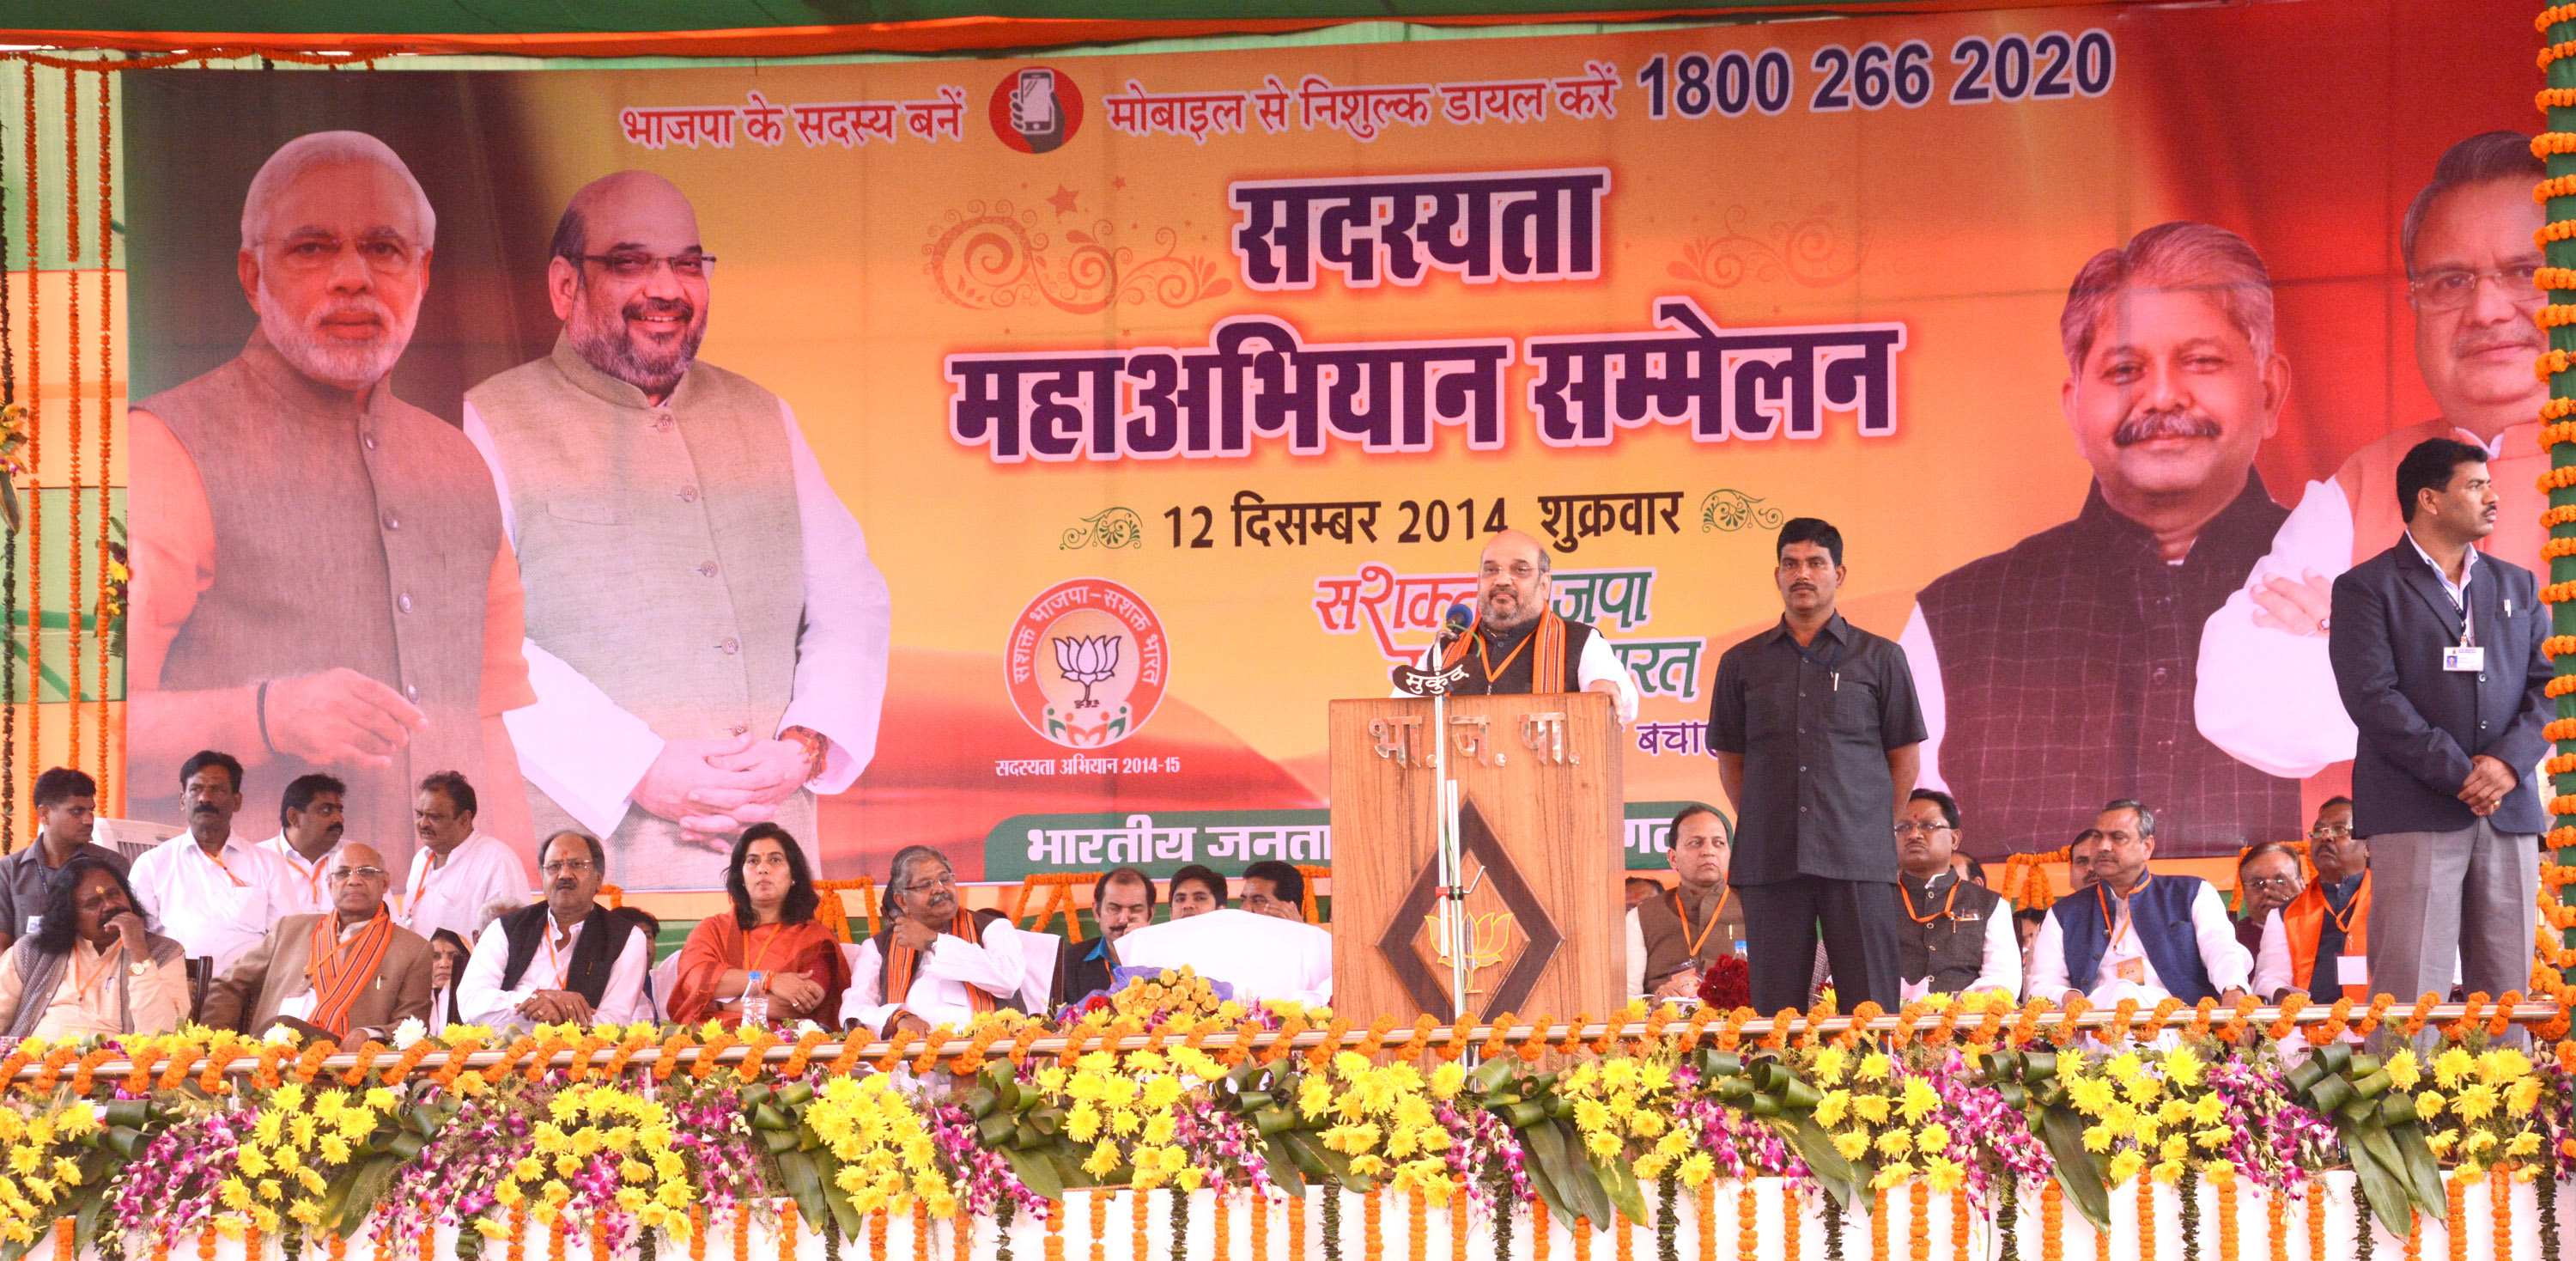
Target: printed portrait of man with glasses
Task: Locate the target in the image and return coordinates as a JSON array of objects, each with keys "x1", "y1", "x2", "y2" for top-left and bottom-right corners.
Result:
[
  {"x1": 129, "y1": 131, "x2": 536, "y2": 874},
  {"x1": 2199, "y1": 131, "x2": 2555, "y2": 787},
  {"x1": 463, "y1": 170, "x2": 891, "y2": 887}
]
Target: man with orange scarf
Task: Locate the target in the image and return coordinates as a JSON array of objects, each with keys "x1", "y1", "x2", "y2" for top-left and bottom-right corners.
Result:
[
  {"x1": 840, "y1": 845, "x2": 1028, "y2": 1038},
  {"x1": 203, "y1": 841, "x2": 435, "y2": 1039},
  {"x1": 1400, "y1": 530, "x2": 1637, "y2": 722},
  {"x1": 2251, "y1": 810, "x2": 2374, "y2": 1002}
]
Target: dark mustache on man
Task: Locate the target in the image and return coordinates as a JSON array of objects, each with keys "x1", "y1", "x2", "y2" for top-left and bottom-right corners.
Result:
[{"x1": 2113, "y1": 406, "x2": 2223, "y2": 447}]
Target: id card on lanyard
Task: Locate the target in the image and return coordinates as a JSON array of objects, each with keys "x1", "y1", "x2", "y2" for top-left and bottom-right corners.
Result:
[{"x1": 2438, "y1": 561, "x2": 2484, "y2": 673}]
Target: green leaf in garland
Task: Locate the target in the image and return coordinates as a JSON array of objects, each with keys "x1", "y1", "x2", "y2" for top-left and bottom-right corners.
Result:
[
  {"x1": 1786, "y1": 1114, "x2": 1862, "y2": 1214},
  {"x1": 777, "y1": 1148, "x2": 830, "y2": 1235},
  {"x1": 999, "y1": 1147, "x2": 1065, "y2": 1203},
  {"x1": 2036, "y1": 1106, "x2": 2111, "y2": 1232},
  {"x1": 2385, "y1": 1124, "x2": 2446, "y2": 1220},
  {"x1": 2343, "y1": 1131, "x2": 2417, "y2": 1242},
  {"x1": 1259, "y1": 1135, "x2": 1309, "y2": 1199},
  {"x1": 1599, "y1": 1156, "x2": 1649, "y2": 1228}
]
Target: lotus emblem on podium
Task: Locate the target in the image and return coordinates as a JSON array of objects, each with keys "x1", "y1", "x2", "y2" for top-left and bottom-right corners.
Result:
[{"x1": 1053, "y1": 634, "x2": 1123, "y2": 709}]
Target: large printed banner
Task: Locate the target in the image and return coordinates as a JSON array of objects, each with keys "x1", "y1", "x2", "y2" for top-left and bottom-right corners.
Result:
[{"x1": 120, "y1": 1, "x2": 2537, "y2": 888}]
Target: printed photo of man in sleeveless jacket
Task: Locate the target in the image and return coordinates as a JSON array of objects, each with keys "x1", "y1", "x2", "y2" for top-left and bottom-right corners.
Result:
[{"x1": 129, "y1": 131, "x2": 538, "y2": 871}]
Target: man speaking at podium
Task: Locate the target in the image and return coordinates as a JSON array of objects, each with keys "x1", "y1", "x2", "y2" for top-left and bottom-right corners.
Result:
[
  {"x1": 1710, "y1": 519, "x2": 1925, "y2": 1013},
  {"x1": 1406, "y1": 530, "x2": 1638, "y2": 722}
]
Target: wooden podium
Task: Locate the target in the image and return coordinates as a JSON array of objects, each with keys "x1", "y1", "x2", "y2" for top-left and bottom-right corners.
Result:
[{"x1": 1327, "y1": 691, "x2": 1625, "y2": 1021}]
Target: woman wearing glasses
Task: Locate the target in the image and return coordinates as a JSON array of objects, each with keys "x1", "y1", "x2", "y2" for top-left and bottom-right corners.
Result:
[{"x1": 667, "y1": 824, "x2": 849, "y2": 1027}]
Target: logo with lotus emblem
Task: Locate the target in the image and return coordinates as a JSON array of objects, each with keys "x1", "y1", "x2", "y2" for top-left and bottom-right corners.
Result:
[{"x1": 1006, "y1": 577, "x2": 1168, "y2": 748}]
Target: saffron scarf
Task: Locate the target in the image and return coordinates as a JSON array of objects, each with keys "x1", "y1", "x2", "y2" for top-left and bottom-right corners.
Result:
[
  {"x1": 305, "y1": 909, "x2": 395, "y2": 1037},
  {"x1": 880, "y1": 908, "x2": 999, "y2": 1016},
  {"x1": 1437, "y1": 607, "x2": 1569, "y2": 693}
]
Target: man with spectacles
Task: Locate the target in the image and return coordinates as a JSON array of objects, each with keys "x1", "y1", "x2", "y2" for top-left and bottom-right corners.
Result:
[
  {"x1": 458, "y1": 829, "x2": 656, "y2": 1032},
  {"x1": 2027, "y1": 800, "x2": 2250, "y2": 1008},
  {"x1": 2252, "y1": 797, "x2": 2376, "y2": 1002},
  {"x1": 2201, "y1": 131, "x2": 2550, "y2": 783},
  {"x1": 1625, "y1": 804, "x2": 1744, "y2": 1002},
  {"x1": 129, "y1": 131, "x2": 537, "y2": 875},
  {"x1": 462, "y1": 170, "x2": 891, "y2": 888},
  {"x1": 1889, "y1": 789, "x2": 2018, "y2": 1002},
  {"x1": 841, "y1": 847, "x2": 1029, "y2": 1036},
  {"x1": 201, "y1": 841, "x2": 435, "y2": 1040},
  {"x1": 2229, "y1": 841, "x2": 2306, "y2": 961}
]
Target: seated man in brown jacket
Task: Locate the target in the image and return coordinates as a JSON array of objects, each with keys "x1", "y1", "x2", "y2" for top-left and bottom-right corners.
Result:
[
  {"x1": 1625, "y1": 803, "x2": 1745, "y2": 1001},
  {"x1": 202, "y1": 841, "x2": 435, "y2": 1039}
]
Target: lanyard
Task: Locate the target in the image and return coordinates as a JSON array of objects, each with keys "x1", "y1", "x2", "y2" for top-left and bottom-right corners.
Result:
[
  {"x1": 285, "y1": 850, "x2": 329, "y2": 901},
  {"x1": 2322, "y1": 874, "x2": 2370, "y2": 935},
  {"x1": 1674, "y1": 887, "x2": 1731, "y2": 957},
  {"x1": 70, "y1": 941, "x2": 125, "y2": 1005},
  {"x1": 745, "y1": 923, "x2": 789, "y2": 976},
  {"x1": 542, "y1": 922, "x2": 575, "y2": 989},
  {"x1": 201, "y1": 847, "x2": 251, "y2": 890},
  {"x1": 1477, "y1": 629, "x2": 1534, "y2": 685},
  {"x1": 1905, "y1": 877, "x2": 1961, "y2": 925},
  {"x1": 2097, "y1": 873, "x2": 2151, "y2": 955},
  {"x1": 1790, "y1": 632, "x2": 1844, "y2": 690}
]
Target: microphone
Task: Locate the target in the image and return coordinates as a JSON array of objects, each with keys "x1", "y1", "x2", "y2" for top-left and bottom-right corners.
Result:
[{"x1": 1437, "y1": 602, "x2": 1474, "y2": 644}]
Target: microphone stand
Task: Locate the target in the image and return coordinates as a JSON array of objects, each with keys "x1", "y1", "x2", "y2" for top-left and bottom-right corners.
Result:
[{"x1": 1396, "y1": 619, "x2": 1476, "y2": 1026}]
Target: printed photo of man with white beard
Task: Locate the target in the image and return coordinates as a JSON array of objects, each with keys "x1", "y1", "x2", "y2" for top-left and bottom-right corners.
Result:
[{"x1": 129, "y1": 130, "x2": 537, "y2": 866}]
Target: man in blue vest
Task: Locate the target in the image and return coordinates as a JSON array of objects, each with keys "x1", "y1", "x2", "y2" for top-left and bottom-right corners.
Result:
[{"x1": 2026, "y1": 799, "x2": 2251, "y2": 1007}]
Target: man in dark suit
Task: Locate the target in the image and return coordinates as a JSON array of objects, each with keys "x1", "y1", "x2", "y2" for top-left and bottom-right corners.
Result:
[{"x1": 2328, "y1": 437, "x2": 2550, "y2": 1008}]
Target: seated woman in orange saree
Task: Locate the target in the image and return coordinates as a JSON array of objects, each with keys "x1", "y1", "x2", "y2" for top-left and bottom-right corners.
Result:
[{"x1": 668, "y1": 824, "x2": 852, "y2": 1027}]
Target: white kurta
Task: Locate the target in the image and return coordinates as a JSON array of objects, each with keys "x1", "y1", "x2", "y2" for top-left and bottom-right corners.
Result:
[
  {"x1": 1113, "y1": 909, "x2": 1334, "y2": 1006},
  {"x1": 399, "y1": 833, "x2": 530, "y2": 943},
  {"x1": 455, "y1": 915, "x2": 655, "y2": 1033},
  {"x1": 840, "y1": 917, "x2": 1028, "y2": 1035},
  {"x1": 258, "y1": 834, "x2": 352, "y2": 919},
  {"x1": 2026, "y1": 880, "x2": 2252, "y2": 1006},
  {"x1": 128, "y1": 834, "x2": 293, "y2": 973},
  {"x1": 462, "y1": 398, "x2": 893, "y2": 839}
]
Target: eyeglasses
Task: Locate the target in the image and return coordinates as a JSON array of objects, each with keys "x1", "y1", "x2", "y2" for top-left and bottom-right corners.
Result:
[
  {"x1": 2307, "y1": 825, "x2": 2354, "y2": 841},
  {"x1": 2407, "y1": 265, "x2": 2543, "y2": 313},
  {"x1": 906, "y1": 872, "x2": 958, "y2": 892},
  {"x1": 2241, "y1": 876, "x2": 2300, "y2": 893},
  {"x1": 331, "y1": 867, "x2": 388, "y2": 881},
  {"x1": 539, "y1": 860, "x2": 597, "y2": 876},
  {"x1": 1893, "y1": 822, "x2": 1951, "y2": 838},
  {"x1": 262, "y1": 231, "x2": 425, "y2": 276},
  {"x1": 577, "y1": 252, "x2": 715, "y2": 280}
]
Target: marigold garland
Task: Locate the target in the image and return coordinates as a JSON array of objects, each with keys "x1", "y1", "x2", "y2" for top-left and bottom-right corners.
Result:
[
  {"x1": 1737, "y1": 1185, "x2": 1756, "y2": 1261},
  {"x1": 1872, "y1": 1185, "x2": 1888, "y2": 1261},
  {"x1": 872, "y1": 1212, "x2": 890, "y2": 1261},
  {"x1": 1409, "y1": 1191, "x2": 1425, "y2": 1261},
  {"x1": 1534, "y1": 1195, "x2": 1550, "y2": 1261},
  {"x1": 513, "y1": 1203, "x2": 532, "y2": 1261},
  {"x1": 550, "y1": 1214, "x2": 568, "y2": 1261},
  {"x1": 1089, "y1": 1189, "x2": 1109, "y2": 1261},
  {"x1": 1450, "y1": 1188, "x2": 1467, "y2": 1261},
  {"x1": 1367, "y1": 1189, "x2": 1384, "y2": 1261},
  {"x1": 1694, "y1": 1174, "x2": 1713, "y2": 1261},
  {"x1": 2041, "y1": 1179, "x2": 2062, "y2": 1261},
  {"x1": 1909, "y1": 1183, "x2": 1929, "y2": 1261},
  {"x1": 1287, "y1": 1186, "x2": 1306, "y2": 1261},
  {"x1": 1952, "y1": 1186, "x2": 1970, "y2": 1261},
  {"x1": 732, "y1": 1203, "x2": 749, "y2": 1261},
  {"x1": 1574, "y1": 1217, "x2": 1591, "y2": 1261},
  {"x1": 2491, "y1": 1167, "x2": 2512, "y2": 1261}
]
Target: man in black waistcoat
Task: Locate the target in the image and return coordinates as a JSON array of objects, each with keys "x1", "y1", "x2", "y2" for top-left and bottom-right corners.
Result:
[
  {"x1": 1893, "y1": 789, "x2": 2019, "y2": 1002},
  {"x1": 1406, "y1": 530, "x2": 1637, "y2": 722},
  {"x1": 456, "y1": 829, "x2": 656, "y2": 1031}
]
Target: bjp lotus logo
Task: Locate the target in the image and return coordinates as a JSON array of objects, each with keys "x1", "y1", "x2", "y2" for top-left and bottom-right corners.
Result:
[
  {"x1": 1053, "y1": 634, "x2": 1121, "y2": 709},
  {"x1": 1007, "y1": 578, "x2": 1168, "y2": 749}
]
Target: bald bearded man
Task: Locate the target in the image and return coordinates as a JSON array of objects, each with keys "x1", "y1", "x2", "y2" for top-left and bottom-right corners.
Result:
[
  {"x1": 1404, "y1": 529, "x2": 1638, "y2": 722},
  {"x1": 463, "y1": 172, "x2": 893, "y2": 886}
]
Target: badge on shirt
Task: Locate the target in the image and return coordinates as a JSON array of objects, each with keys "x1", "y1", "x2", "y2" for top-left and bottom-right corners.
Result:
[
  {"x1": 2336, "y1": 955, "x2": 2369, "y2": 987},
  {"x1": 2444, "y1": 646, "x2": 2485, "y2": 673},
  {"x1": 2115, "y1": 957, "x2": 2145, "y2": 984}
]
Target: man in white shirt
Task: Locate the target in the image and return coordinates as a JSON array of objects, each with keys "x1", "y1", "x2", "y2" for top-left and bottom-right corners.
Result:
[
  {"x1": 128, "y1": 750, "x2": 294, "y2": 974},
  {"x1": 457, "y1": 829, "x2": 654, "y2": 1033},
  {"x1": 1114, "y1": 907, "x2": 1333, "y2": 1007},
  {"x1": 841, "y1": 847, "x2": 1026, "y2": 1037},
  {"x1": 400, "y1": 771, "x2": 530, "y2": 942},
  {"x1": 2196, "y1": 131, "x2": 2548, "y2": 778},
  {"x1": 259, "y1": 773, "x2": 350, "y2": 917},
  {"x1": 2026, "y1": 801, "x2": 2251, "y2": 1008},
  {"x1": 462, "y1": 170, "x2": 892, "y2": 887}
]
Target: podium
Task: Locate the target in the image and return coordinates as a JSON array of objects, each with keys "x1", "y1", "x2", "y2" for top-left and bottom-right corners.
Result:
[{"x1": 1327, "y1": 691, "x2": 1625, "y2": 1021}]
